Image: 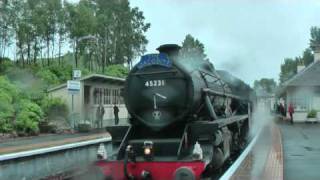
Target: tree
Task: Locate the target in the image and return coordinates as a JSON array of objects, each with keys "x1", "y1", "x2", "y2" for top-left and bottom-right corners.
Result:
[
  {"x1": 180, "y1": 34, "x2": 207, "y2": 61},
  {"x1": 0, "y1": 0, "x2": 14, "y2": 61},
  {"x1": 279, "y1": 48, "x2": 314, "y2": 84},
  {"x1": 302, "y1": 48, "x2": 314, "y2": 66},
  {"x1": 310, "y1": 26, "x2": 320, "y2": 46},
  {"x1": 1, "y1": 0, "x2": 150, "y2": 71},
  {"x1": 94, "y1": 0, "x2": 150, "y2": 72},
  {"x1": 64, "y1": 0, "x2": 97, "y2": 68},
  {"x1": 254, "y1": 78, "x2": 277, "y2": 94},
  {"x1": 279, "y1": 58, "x2": 297, "y2": 84}
]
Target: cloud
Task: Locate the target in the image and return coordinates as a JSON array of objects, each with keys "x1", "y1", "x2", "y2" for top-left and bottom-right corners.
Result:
[{"x1": 130, "y1": 0, "x2": 320, "y2": 85}]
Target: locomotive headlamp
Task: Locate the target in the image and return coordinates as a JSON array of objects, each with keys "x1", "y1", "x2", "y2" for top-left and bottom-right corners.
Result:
[
  {"x1": 144, "y1": 147, "x2": 151, "y2": 155},
  {"x1": 143, "y1": 141, "x2": 153, "y2": 160}
]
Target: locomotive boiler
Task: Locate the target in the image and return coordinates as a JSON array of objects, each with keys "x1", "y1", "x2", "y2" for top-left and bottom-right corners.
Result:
[{"x1": 95, "y1": 44, "x2": 254, "y2": 180}]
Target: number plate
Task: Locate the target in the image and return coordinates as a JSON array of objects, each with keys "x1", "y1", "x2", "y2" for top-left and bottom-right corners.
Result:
[{"x1": 145, "y1": 80, "x2": 165, "y2": 87}]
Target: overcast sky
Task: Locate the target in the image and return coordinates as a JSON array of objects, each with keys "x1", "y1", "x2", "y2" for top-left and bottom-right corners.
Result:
[
  {"x1": 66, "y1": 0, "x2": 320, "y2": 85},
  {"x1": 126, "y1": 0, "x2": 320, "y2": 85}
]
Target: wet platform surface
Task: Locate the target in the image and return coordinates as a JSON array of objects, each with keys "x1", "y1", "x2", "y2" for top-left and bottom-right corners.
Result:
[
  {"x1": 0, "y1": 132, "x2": 109, "y2": 155},
  {"x1": 279, "y1": 122, "x2": 320, "y2": 180},
  {"x1": 230, "y1": 123, "x2": 283, "y2": 180}
]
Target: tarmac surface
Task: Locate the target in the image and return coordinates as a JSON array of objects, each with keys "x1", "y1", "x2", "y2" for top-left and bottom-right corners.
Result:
[{"x1": 279, "y1": 122, "x2": 320, "y2": 180}]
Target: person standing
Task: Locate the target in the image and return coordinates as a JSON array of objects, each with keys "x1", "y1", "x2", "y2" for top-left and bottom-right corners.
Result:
[
  {"x1": 288, "y1": 103, "x2": 294, "y2": 124},
  {"x1": 96, "y1": 102, "x2": 105, "y2": 128},
  {"x1": 113, "y1": 104, "x2": 119, "y2": 125},
  {"x1": 279, "y1": 103, "x2": 285, "y2": 117}
]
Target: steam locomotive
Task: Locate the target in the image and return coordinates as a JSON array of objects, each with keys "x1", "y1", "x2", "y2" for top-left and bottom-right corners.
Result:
[{"x1": 95, "y1": 44, "x2": 254, "y2": 180}]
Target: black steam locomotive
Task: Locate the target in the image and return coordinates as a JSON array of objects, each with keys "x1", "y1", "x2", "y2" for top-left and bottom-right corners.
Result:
[{"x1": 96, "y1": 44, "x2": 254, "y2": 180}]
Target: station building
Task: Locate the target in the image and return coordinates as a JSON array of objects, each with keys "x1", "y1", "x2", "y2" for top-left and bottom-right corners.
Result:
[
  {"x1": 255, "y1": 88, "x2": 276, "y2": 111},
  {"x1": 279, "y1": 49, "x2": 320, "y2": 122},
  {"x1": 47, "y1": 74, "x2": 129, "y2": 127}
]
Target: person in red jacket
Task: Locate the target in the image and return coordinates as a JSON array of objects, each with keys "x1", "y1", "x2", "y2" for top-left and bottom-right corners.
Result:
[{"x1": 288, "y1": 103, "x2": 294, "y2": 124}]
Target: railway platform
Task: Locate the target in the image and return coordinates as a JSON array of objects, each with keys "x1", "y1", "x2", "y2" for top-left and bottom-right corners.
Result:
[
  {"x1": 223, "y1": 122, "x2": 283, "y2": 180},
  {"x1": 279, "y1": 122, "x2": 320, "y2": 180},
  {"x1": 227, "y1": 118, "x2": 320, "y2": 180},
  {"x1": 0, "y1": 131, "x2": 111, "y2": 180},
  {"x1": 0, "y1": 131, "x2": 110, "y2": 155}
]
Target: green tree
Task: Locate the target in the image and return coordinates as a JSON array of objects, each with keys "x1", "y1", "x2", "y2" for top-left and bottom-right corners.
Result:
[
  {"x1": 180, "y1": 34, "x2": 207, "y2": 61},
  {"x1": 254, "y1": 78, "x2": 277, "y2": 94},
  {"x1": 310, "y1": 26, "x2": 320, "y2": 46},
  {"x1": 65, "y1": 0, "x2": 97, "y2": 68},
  {"x1": 0, "y1": 0, "x2": 14, "y2": 61},
  {"x1": 279, "y1": 58, "x2": 297, "y2": 84},
  {"x1": 302, "y1": 48, "x2": 314, "y2": 66},
  {"x1": 279, "y1": 48, "x2": 314, "y2": 84},
  {"x1": 94, "y1": 0, "x2": 150, "y2": 72}
]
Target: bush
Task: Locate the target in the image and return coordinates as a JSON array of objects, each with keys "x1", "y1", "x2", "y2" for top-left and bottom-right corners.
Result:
[
  {"x1": 15, "y1": 100, "x2": 43, "y2": 135},
  {"x1": 0, "y1": 76, "x2": 19, "y2": 98},
  {"x1": 48, "y1": 64, "x2": 72, "y2": 83},
  {"x1": 16, "y1": 111, "x2": 40, "y2": 135},
  {"x1": 0, "y1": 109, "x2": 14, "y2": 133},
  {"x1": 19, "y1": 100, "x2": 44, "y2": 118},
  {"x1": 42, "y1": 97, "x2": 69, "y2": 121},
  {"x1": 0, "y1": 58, "x2": 14, "y2": 74},
  {"x1": 104, "y1": 64, "x2": 129, "y2": 78},
  {"x1": 307, "y1": 109, "x2": 317, "y2": 118},
  {"x1": 0, "y1": 77, "x2": 17, "y2": 133},
  {"x1": 36, "y1": 69, "x2": 60, "y2": 86}
]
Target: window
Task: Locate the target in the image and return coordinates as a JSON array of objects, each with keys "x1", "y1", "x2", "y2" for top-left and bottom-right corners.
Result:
[
  {"x1": 104, "y1": 89, "x2": 111, "y2": 104},
  {"x1": 94, "y1": 88, "x2": 122, "y2": 105},
  {"x1": 94, "y1": 88, "x2": 103, "y2": 104},
  {"x1": 291, "y1": 96, "x2": 311, "y2": 111}
]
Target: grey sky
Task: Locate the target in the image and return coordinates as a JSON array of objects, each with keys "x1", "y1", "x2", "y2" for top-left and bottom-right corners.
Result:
[{"x1": 129, "y1": 0, "x2": 320, "y2": 85}]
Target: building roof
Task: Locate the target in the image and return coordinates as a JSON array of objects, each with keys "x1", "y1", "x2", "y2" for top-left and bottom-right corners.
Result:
[
  {"x1": 47, "y1": 74, "x2": 125, "y2": 92},
  {"x1": 80, "y1": 74, "x2": 125, "y2": 83},
  {"x1": 276, "y1": 60, "x2": 320, "y2": 97},
  {"x1": 283, "y1": 60, "x2": 320, "y2": 87}
]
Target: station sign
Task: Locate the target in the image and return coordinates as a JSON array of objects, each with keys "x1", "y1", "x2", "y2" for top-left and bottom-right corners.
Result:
[
  {"x1": 67, "y1": 80, "x2": 80, "y2": 94},
  {"x1": 73, "y1": 70, "x2": 82, "y2": 79}
]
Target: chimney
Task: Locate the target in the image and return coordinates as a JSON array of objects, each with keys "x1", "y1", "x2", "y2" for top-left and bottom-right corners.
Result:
[
  {"x1": 314, "y1": 48, "x2": 320, "y2": 62},
  {"x1": 157, "y1": 44, "x2": 181, "y2": 57},
  {"x1": 311, "y1": 44, "x2": 320, "y2": 62},
  {"x1": 297, "y1": 65, "x2": 305, "y2": 72}
]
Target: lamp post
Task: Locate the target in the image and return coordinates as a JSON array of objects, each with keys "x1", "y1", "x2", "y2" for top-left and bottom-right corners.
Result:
[
  {"x1": 71, "y1": 35, "x2": 97, "y2": 127},
  {"x1": 73, "y1": 35, "x2": 97, "y2": 68}
]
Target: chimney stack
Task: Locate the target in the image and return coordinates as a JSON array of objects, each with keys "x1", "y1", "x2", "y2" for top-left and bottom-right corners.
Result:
[
  {"x1": 297, "y1": 65, "x2": 305, "y2": 72},
  {"x1": 311, "y1": 44, "x2": 320, "y2": 62},
  {"x1": 314, "y1": 49, "x2": 320, "y2": 62}
]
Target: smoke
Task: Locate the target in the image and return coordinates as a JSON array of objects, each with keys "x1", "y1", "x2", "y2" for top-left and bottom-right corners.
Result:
[
  {"x1": 248, "y1": 102, "x2": 274, "y2": 178},
  {"x1": 249, "y1": 102, "x2": 273, "y2": 138},
  {"x1": 219, "y1": 56, "x2": 245, "y2": 75},
  {"x1": 6, "y1": 67, "x2": 45, "y2": 92}
]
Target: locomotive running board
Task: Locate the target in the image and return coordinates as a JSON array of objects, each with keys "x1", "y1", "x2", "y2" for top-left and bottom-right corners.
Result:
[{"x1": 177, "y1": 115, "x2": 249, "y2": 160}]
